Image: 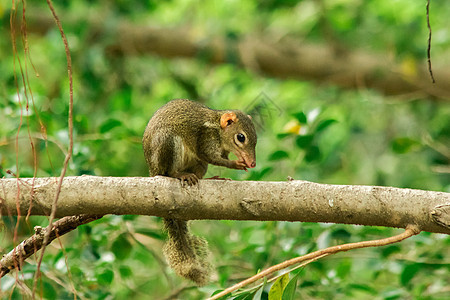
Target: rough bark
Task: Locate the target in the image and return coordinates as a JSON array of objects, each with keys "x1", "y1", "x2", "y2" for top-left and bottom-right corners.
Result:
[
  {"x1": 1, "y1": 176, "x2": 449, "y2": 234},
  {"x1": 0, "y1": 214, "x2": 102, "y2": 277},
  {"x1": 11, "y1": 11, "x2": 450, "y2": 99}
]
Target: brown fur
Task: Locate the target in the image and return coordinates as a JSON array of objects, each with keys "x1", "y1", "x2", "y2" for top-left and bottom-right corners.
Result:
[{"x1": 143, "y1": 99, "x2": 257, "y2": 285}]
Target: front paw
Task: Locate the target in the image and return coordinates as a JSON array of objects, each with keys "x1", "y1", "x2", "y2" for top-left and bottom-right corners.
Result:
[
  {"x1": 177, "y1": 173, "x2": 199, "y2": 186},
  {"x1": 232, "y1": 160, "x2": 248, "y2": 171}
]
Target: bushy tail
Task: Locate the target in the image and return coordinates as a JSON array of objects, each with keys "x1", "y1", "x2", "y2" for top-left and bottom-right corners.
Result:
[{"x1": 163, "y1": 218, "x2": 212, "y2": 286}]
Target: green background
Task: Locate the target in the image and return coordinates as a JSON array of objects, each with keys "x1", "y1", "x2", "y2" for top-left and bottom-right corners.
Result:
[{"x1": 0, "y1": 0, "x2": 449, "y2": 299}]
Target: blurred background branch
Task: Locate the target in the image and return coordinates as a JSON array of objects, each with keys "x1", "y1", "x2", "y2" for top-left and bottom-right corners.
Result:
[{"x1": 10, "y1": 10, "x2": 450, "y2": 99}]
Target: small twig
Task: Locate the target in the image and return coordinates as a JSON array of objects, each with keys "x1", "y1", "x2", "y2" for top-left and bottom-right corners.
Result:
[
  {"x1": 235, "y1": 253, "x2": 328, "y2": 297},
  {"x1": 426, "y1": 0, "x2": 435, "y2": 83},
  {"x1": 208, "y1": 225, "x2": 420, "y2": 300},
  {"x1": 0, "y1": 214, "x2": 103, "y2": 278},
  {"x1": 34, "y1": 0, "x2": 75, "y2": 295}
]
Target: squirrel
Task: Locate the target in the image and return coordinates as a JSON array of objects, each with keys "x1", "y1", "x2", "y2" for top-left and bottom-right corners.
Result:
[{"x1": 142, "y1": 99, "x2": 257, "y2": 285}]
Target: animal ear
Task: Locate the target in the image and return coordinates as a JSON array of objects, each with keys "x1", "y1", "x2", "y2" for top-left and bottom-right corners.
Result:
[{"x1": 220, "y1": 112, "x2": 237, "y2": 129}]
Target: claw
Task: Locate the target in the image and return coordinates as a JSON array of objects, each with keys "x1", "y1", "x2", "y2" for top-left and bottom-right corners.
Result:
[{"x1": 177, "y1": 173, "x2": 199, "y2": 186}]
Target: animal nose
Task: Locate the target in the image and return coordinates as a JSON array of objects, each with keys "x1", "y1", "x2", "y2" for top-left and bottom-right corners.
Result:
[{"x1": 250, "y1": 161, "x2": 256, "y2": 168}]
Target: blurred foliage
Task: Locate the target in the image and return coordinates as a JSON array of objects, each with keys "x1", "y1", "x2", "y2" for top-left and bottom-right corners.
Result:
[{"x1": 1, "y1": 0, "x2": 450, "y2": 299}]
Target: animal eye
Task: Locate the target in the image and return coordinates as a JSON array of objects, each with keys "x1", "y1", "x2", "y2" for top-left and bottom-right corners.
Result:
[{"x1": 237, "y1": 133, "x2": 245, "y2": 143}]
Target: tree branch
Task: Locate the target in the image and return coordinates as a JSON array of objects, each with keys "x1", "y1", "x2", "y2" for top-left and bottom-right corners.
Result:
[
  {"x1": 1, "y1": 176, "x2": 449, "y2": 234},
  {"x1": 11, "y1": 11, "x2": 450, "y2": 99},
  {"x1": 208, "y1": 225, "x2": 421, "y2": 300},
  {"x1": 0, "y1": 214, "x2": 102, "y2": 277}
]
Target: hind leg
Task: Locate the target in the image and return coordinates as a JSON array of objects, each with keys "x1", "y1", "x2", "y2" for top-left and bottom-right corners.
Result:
[{"x1": 145, "y1": 133, "x2": 178, "y2": 177}]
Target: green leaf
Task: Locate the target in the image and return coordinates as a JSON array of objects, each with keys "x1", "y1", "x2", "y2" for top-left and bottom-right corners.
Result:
[
  {"x1": 292, "y1": 112, "x2": 307, "y2": 124},
  {"x1": 304, "y1": 145, "x2": 321, "y2": 162},
  {"x1": 135, "y1": 228, "x2": 165, "y2": 240},
  {"x1": 112, "y1": 234, "x2": 133, "y2": 260},
  {"x1": 52, "y1": 251, "x2": 64, "y2": 264},
  {"x1": 123, "y1": 215, "x2": 137, "y2": 221},
  {"x1": 316, "y1": 119, "x2": 337, "y2": 132},
  {"x1": 233, "y1": 291, "x2": 254, "y2": 300},
  {"x1": 99, "y1": 119, "x2": 122, "y2": 133},
  {"x1": 330, "y1": 228, "x2": 351, "y2": 242},
  {"x1": 119, "y1": 266, "x2": 133, "y2": 278},
  {"x1": 259, "y1": 167, "x2": 273, "y2": 178},
  {"x1": 210, "y1": 289, "x2": 225, "y2": 297},
  {"x1": 247, "y1": 167, "x2": 273, "y2": 180},
  {"x1": 277, "y1": 133, "x2": 293, "y2": 139},
  {"x1": 348, "y1": 283, "x2": 377, "y2": 294},
  {"x1": 268, "y1": 150, "x2": 289, "y2": 161},
  {"x1": 295, "y1": 135, "x2": 314, "y2": 149},
  {"x1": 110, "y1": 87, "x2": 132, "y2": 110},
  {"x1": 253, "y1": 285, "x2": 264, "y2": 300},
  {"x1": 281, "y1": 271, "x2": 300, "y2": 300},
  {"x1": 391, "y1": 137, "x2": 420, "y2": 154},
  {"x1": 381, "y1": 245, "x2": 401, "y2": 258},
  {"x1": 43, "y1": 282, "x2": 57, "y2": 300},
  {"x1": 336, "y1": 259, "x2": 352, "y2": 278},
  {"x1": 98, "y1": 268, "x2": 115, "y2": 285},
  {"x1": 268, "y1": 273, "x2": 290, "y2": 300},
  {"x1": 252, "y1": 276, "x2": 268, "y2": 300},
  {"x1": 400, "y1": 263, "x2": 421, "y2": 286},
  {"x1": 74, "y1": 114, "x2": 90, "y2": 134},
  {"x1": 382, "y1": 288, "x2": 404, "y2": 300}
]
